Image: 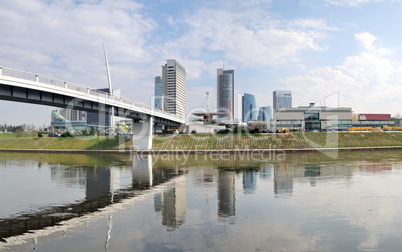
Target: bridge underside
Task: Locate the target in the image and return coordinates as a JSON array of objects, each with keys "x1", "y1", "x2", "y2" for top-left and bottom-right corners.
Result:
[{"x1": 0, "y1": 84, "x2": 182, "y2": 149}]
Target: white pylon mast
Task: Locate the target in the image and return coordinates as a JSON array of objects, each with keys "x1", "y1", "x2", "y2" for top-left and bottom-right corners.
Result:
[
  {"x1": 103, "y1": 44, "x2": 114, "y2": 132},
  {"x1": 206, "y1": 92, "x2": 210, "y2": 113}
]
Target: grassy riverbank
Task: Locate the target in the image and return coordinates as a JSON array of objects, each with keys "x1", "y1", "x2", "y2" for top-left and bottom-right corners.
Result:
[
  {"x1": 0, "y1": 132, "x2": 401, "y2": 150},
  {"x1": 0, "y1": 135, "x2": 132, "y2": 150},
  {"x1": 152, "y1": 132, "x2": 402, "y2": 150}
]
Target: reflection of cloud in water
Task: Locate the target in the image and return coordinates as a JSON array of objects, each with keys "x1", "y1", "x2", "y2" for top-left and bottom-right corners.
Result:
[{"x1": 285, "y1": 161, "x2": 402, "y2": 251}]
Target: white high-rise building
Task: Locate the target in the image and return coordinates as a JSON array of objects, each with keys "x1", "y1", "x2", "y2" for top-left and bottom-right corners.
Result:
[{"x1": 162, "y1": 59, "x2": 187, "y2": 119}]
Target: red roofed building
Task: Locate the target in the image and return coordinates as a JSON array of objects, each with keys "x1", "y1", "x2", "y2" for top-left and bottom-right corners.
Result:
[{"x1": 359, "y1": 114, "x2": 390, "y2": 121}]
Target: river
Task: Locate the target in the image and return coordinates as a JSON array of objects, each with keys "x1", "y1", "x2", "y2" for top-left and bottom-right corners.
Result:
[{"x1": 0, "y1": 150, "x2": 402, "y2": 251}]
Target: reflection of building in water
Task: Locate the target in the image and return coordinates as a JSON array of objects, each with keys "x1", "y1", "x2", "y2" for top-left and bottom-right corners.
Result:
[
  {"x1": 259, "y1": 163, "x2": 273, "y2": 180},
  {"x1": 0, "y1": 155, "x2": 188, "y2": 243},
  {"x1": 274, "y1": 164, "x2": 296, "y2": 196},
  {"x1": 359, "y1": 163, "x2": 392, "y2": 173},
  {"x1": 217, "y1": 171, "x2": 236, "y2": 220},
  {"x1": 132, "y1": 155, "x2": 185, "y2": 190},
  {"x1": 162, "y1": 187, "x2": 186, "y2": 230},
  {"x1": 50, "y1": 165, "x2": 86, "y2": 188},
  {"x1": 154, "y1": 181, "x2": 186, "y2": 231},
  {"x1": 243, "y1": 170, "x2": 257, "y2": 194},
  {"x1": 132, "y1": 156, "x2": 153, "y2": 190},
  {"x1": 86, "y1": 168, "x2": 111, "y2": 200},
  {"x1": 274, "y1": 162, "x2": 355, "y2": 195}
]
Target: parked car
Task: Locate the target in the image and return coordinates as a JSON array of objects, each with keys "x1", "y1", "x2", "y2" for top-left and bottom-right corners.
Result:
[
  {"x1": 48, "y1": 132, "x2": 61, "y2": 137},
  {"x1": 261, "y1": 129, "x2": 268, "y2": 133}
]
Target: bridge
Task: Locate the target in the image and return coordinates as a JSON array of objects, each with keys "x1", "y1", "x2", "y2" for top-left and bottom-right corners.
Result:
[{"x1": 0, "y1": 66, "x2": 186, "y2": 149}]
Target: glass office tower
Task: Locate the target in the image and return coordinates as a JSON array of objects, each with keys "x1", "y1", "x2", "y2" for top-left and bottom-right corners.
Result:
[
  {"x1": 217, "y1": 69, "x2": 234, "y2": 120},
  {"x1": 154, "y1": 76, "x2": 162, "y2": 110},
  {"x1": 273, "y1": 90, "x2": 292, "y2": 120},
  {"x1": 258, "y1": 106, "x2": 272, "y2": 122},
  {"x1": 242, "y1": 93, "x2": 257, "y2": 122}
]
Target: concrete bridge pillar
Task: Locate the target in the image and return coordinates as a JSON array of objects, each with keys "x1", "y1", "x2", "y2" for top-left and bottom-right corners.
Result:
[{"x1": 132, "y1": 115, "x2": 153, "y2": 150}]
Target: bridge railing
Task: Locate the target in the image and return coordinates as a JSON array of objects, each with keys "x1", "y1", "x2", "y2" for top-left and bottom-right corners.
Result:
[
  {"x1": 2, "y1": 67, "x2": 37, "y2": 82},
  {"x1": 0, "y1": 66, "x2": 183, "y2": 121}
]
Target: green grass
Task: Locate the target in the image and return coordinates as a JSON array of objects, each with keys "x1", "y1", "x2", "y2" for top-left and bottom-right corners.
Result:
[
  {"x1": 0, "y1": 132, "x2": 37, "y2": 139},
  {"x1": 0, "y1": 135, "x2": 133, "y2": 150},
  {"x1": 152, "y1": 132, "x2": 402, "y2": 150},
  {"x1": 1, "y1": 132, "x2": 402, "y2": 151}
]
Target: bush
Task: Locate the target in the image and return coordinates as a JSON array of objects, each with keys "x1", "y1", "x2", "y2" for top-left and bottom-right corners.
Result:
[
  {"x1": 61, "y1": 131, "x2": 72, "y2": 137},
  {"x1": 90, "y1": 130, "x2": 95, "y2": 135},
  {"x1": 37, "y1": 133, "x2": 43, "y2": 138},
  {"x1": 82, "y1": 129, "x2": 88, "y2": 135},
  {"x1": 248, "y1": 127, "x2": 260, "y2": 134},
  {"x1": 217, "y1": 129, "x2": 231, "y2": 134},
  {"x1": 233, "y1": 125, "x2": 239, "y2": 134}
]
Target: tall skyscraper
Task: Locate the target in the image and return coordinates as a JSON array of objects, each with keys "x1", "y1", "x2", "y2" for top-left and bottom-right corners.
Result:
[
  {"x1": 154, "y1": 76, "x2": 162, "y2": 110},
  {"x1": 242, "y1": 93, "x2": 257, "y2": 122},
  {"x1": 258, "y1": 106, "x2": 272, "y2": 122},
  {"x1": 217, "y1": 68, "x2": 234, "y2": 120},
  {"x1": 162, "y1": 59, "x2": 187, "y2": 118},
  {"x1": 273, "y1": 90, "x2": 292, "y2": 120}
]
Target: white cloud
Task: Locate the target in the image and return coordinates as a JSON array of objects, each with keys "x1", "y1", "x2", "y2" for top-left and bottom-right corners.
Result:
[
  {"x1": 164, "y1": 8, "x2": 333, "y2": 68},
  {"x1": 280, "y1": 33, "x2": 401, "y2": 114},
  {"x1": 355, "y1": 32, "x2": 376, "y2": 50},
  {"x1": 325, "y1": 0, "x2": 384, "y2": 7}
]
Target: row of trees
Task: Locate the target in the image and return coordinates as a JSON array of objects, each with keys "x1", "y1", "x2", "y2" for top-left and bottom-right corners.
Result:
[{"x1": 0, "y1": 123, "x2": 37, "y2": 132}]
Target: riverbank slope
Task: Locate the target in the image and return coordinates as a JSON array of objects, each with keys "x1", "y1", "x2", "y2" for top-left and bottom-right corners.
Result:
[{"x1": 0, "y1": 132, "x2": 401, "y2": 151}]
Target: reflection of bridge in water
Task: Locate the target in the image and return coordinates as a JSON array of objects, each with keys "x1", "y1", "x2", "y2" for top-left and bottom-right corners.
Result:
[{"x1": 0, "y1": 155, "x2": 185, "y2": 242}]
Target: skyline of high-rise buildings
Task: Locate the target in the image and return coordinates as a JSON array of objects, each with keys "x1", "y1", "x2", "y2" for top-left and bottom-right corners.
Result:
[
  {"x1": 152, "y1": 63, "x2": 295, "y2": 123},
  {"x1": 217, "y1": 68, "x2": 234, "y2": 121},
  {"x1": 162, "y1": 59, "x2": 187, "y2": 119}
]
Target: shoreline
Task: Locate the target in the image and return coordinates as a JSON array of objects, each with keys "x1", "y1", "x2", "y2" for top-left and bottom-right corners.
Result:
[{"x1": 1, "y1": 145, "x2": 402, "y2": 155}]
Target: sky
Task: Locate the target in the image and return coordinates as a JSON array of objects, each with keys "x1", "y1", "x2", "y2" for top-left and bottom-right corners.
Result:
[{"x1": 0, "y1": 0, "x2": 402, "y2": 126}]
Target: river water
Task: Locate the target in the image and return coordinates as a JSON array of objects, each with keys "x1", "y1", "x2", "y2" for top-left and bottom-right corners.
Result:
[{"x1": 0, "y1": 150, "x2": 402, "y2": 251}]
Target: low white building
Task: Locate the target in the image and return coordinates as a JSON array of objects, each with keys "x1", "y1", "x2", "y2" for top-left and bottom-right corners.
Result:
[
  {"x1": 186, "y1": 121, "x2": 225, "y2": 134},
  {"x1": 273, "y1": 104, "x2": 353, "y2": 131}
]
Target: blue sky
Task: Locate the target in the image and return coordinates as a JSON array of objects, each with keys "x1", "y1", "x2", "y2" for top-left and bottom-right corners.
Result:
[{"x1": 0, "y1": 0, "x2": 401, "y2": 126}]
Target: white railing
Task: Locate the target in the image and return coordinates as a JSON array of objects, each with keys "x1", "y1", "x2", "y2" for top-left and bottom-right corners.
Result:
[{"x1": 0, "y1": 66, "x2": 182, "y2": 121}]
